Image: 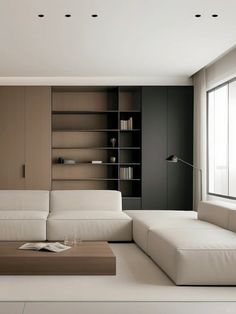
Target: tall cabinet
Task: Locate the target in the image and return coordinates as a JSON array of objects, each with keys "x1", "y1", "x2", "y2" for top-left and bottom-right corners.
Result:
[
  {"x1": 142, "y1": 86, "x2": 193, "y2": 210},
  {"x1": 0, "y1": 86, "x2": 51, "y2": 190}
]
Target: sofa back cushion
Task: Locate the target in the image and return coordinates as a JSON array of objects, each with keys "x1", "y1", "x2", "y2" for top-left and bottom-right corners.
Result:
[
  {"x1": 50, "y1": 190, "x2": 122, "y2": 211},
  {"x1": 0, "y1": 190, "x2": 49, "y2": 211},
  {"x1": 198, "y1": 201, "x2": 236, "y2": 231},
  {"x1": 198, "y1": 201, "x2": 229, "y2": 229},
  {"x1": 228, "y1": 209, "x2": 236, "y2": 233}
]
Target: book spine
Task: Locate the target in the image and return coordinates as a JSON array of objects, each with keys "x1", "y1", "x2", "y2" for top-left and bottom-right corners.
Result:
[{"x1": 129, "y1": 117, "x2": 133, "y2": 130}]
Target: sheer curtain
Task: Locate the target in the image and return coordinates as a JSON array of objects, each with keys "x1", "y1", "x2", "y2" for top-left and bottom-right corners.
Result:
[{"x1": 193, "y1": 69, "x2": 207, "y2": 210}]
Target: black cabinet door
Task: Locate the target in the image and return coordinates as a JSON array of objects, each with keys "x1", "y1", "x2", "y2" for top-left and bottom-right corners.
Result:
[
  {"x1": 142, "y1": 87, "x2": 168, "y2": 209},
  {"x1": 167, "y1": 87, "x2": 193, "y2": 210}
]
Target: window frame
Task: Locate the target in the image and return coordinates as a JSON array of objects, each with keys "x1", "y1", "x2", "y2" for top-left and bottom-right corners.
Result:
[{"x1": 207, "y1": 77, "x2": 236, "y2": 200}]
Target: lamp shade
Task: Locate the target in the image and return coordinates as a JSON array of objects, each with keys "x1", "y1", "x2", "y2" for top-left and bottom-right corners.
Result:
[{"x1": 166, "y1": 155, "x2": 178, "y2": 162}]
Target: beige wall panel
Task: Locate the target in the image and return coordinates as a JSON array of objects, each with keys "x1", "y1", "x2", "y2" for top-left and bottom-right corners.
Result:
[
  {"x1": 52, "y1": 114, "x2": 107, "y2": 130},
  {"x1": 0, "y1": 87, "x2": 25, "y2": 189},
  {"x1": 52, "y1": 180, "x2": 109, "y2": 190},
  {"x1": 52, "y1": 92, "x2": 109, "y2": 111},
  {"x1": 52, "y1": 164, "x2": 108, "y2": 180},
  {"x1": 25, "y1": 87, "x2": 51, "y2": 189},
  {"x1": 52, "y1": 132, "x2": 108, "y2": 148}
]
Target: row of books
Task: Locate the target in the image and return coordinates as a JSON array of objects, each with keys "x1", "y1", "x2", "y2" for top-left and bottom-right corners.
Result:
[
  {"x1": 120, "y1": 167, "x2": 133, "y2": 180},
  {"x1": 120, "y1": 117, "x2": 133, "y2": 130}
]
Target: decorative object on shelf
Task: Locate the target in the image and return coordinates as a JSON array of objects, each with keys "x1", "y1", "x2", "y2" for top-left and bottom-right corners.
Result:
[
  {"x1": 110, "y1": 138, "x2": 116, "y2": 147},
  {"x1": 57, "y1": 157, "x2": 64, "y2": 164},
  {"x1": 110, "y1": 156, "x2": 116, "y2": 163},
  {"x1": 64, "y1": 159, "x2": 76, "y2": 165},
  {"x1": 120, "y1": 167, "x2": 133, "y2": 179},
  {"x1": 166, "y1": 154, "x2": 202, "y2": 201},
  {"x1": 120, "y1": 117, "x2": 133, "y2": 130},
  {"x1": 92, "y1": 161, "x2": 103, "y2": 164}
]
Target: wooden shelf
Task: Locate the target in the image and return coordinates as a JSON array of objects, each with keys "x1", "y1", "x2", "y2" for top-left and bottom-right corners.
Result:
[
  {"x1": 53, "y1": 162, "x2": 141, "y2": 166},
  {"x1": 53, "y1": 163, "x2": 119, "y2": 166},
  {"x1": 120, "y1": 110, "x2": 141, "y2": 113},
  {"x1": 53, "y1": 129, "x2": 119, "y2": 132},
  {"x1": 52, "y1": 147, "x2": 119, "y2": 150},
  {"x1": 120, "y1": 147, "x2": 141, "y2": 150},
  {"x1": 52, "y1": 178, "x2": 141, "y2": 181},
  {"x1": 123, "y1": 196, "x2": 141, "y2": 199},
  {"x1": 53, "y1": 129, "x2": 140, "y2": 132},
  {"x1": 52, "y1": 178, "x2": 120, "y2": 181},
  {"x1": 52, "y1": 147, "x2": 140, "y2": 150},
  {"x1": 119, "y1": 129, "x2": 141, "y2": 132},
  {"x1": 52, "y1": 110, "x2": 119, "y2": 114}
]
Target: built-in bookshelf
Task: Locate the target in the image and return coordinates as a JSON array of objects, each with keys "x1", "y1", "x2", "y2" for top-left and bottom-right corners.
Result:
[{"x1": 51, "y1": 86, "x2": 141, "y2": 202}]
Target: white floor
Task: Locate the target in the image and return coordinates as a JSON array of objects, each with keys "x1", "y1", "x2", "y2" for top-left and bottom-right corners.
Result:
[{"x1": 0, "y1": 244, "x2": 236, "y2": 313}]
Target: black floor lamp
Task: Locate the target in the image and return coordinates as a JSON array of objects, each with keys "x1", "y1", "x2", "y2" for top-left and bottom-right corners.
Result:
[{"x1": 166, "y1": 155, "x2": 202, "y2": 201}]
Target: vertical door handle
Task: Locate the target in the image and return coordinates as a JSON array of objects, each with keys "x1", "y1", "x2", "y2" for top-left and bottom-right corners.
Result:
[{"x1": 22, "y1": 165, "x2": 26, "y2": 178}]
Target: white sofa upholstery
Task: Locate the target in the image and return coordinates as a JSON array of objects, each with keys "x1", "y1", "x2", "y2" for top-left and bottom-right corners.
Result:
[
  {"x1": 198, "y1": 201, "x2": 236, "y2": 232},
  {"x1": 124, "y1": 210, "x2": 220, "y2": 253},
  {"x1": 148, "y1": 227, "x2": 236, "y2": 285},
  {"x1": 50, "y1": 190, "x2": 122, "y2": 211},
  {"x1": 0, "y1": 190, "x2": 49, "y2": 241},
  {"x1": 1, "y1": 190, "x2": 236, "y2": 286},
  {"x1": 47, "y1": 190, "x2": 132, "y2": 241},
  {"x1": 126, "y1": 204, "x2": 236, "y2": 286}
]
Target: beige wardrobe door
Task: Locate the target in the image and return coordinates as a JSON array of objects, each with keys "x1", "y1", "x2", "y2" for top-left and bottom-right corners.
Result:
[
  {"x1": 25, "y1": 87, "x2": 51, "y2": 189},
  {"x1": 0, "y1": 87, "x2": 25, "y2": 189}
]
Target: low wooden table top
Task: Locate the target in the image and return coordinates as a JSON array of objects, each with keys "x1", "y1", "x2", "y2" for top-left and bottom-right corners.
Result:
[{"x1": 0, "y1": 241, "x2": 116, "y2": 275}]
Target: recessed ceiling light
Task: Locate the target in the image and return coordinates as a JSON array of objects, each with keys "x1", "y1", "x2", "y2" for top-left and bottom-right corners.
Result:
[
  {"x1": 212, "y1": 14, "x2": 218, "y2": 17},
  {"x1": 65, "y1": 14, "x2": 71, "y2": 17},
  {"x1": 38, "y1": 14, "x2": 44, "y2": 18},
  {"x1": 194, "y1": 14, "x2": 201, "y2": 18},
  {"x1": 91, "y1": 14, "x2": 98, "y2": 18}
]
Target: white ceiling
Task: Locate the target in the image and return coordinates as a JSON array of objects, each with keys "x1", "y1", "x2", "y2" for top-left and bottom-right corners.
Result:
[{"x1": 0, "y1": 0, "x2": 236, "y2": 83}]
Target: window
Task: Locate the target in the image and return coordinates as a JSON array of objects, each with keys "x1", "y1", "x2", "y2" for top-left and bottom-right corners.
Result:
[{"x1": 207, "y1": 79, "x2": 236, "y2": 199}]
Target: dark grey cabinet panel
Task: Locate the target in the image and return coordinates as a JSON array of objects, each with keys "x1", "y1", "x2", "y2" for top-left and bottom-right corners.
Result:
[
  {"x1": 122, "y1": 198, "x2": 142, "y2": 210},
  {"x1": 142, "y1": 86, "x2": 193, "y2": 210},
  {"x1": 142, "y1": 87, "x2": 168, "y2": 209},
  {"x1": 167, "y1": 87, "x2": 193, "y2": 210}
]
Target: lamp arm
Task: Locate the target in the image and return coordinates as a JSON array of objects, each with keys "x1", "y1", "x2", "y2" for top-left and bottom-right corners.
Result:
[
  {"x1": 178, "y1": 158, "x2": 202, "y2": 201},
  {"x1": 178, "y1": 158, "x2": 201, "y2": 171}
]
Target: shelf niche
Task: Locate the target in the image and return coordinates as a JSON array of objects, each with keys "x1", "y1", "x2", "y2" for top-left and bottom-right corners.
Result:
[{"x1": 51, "y1": 86, "x2": 141, "y2": 200}]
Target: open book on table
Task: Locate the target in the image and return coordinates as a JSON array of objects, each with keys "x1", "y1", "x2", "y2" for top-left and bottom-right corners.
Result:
[{"x1": 18, "y1": 242, "x2": 71, "y2": 253}]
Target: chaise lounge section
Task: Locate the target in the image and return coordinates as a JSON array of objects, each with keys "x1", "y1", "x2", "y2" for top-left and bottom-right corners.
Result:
[{"x1": 125, "y1": 201, "x2": 236, "y2": 285}]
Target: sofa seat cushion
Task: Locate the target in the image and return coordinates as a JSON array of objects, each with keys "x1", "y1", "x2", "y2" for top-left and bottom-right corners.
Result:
[
  {"x1": 0, "y1": 190, "x2": 49, "y2": 211},
  {"x1": 124, "y1": 210, "x2": 219, "y2": 252},
  {"x1": 51, "y1": 190, "x2": 122, "y2": 211},
  {"x1": 0, "y1": 210, "x2": 48, "y2": 241},
  {"x1": 0, "y1": 210, "x2": 48, "y2": 220},
  {"x1": 47, "y1": 210, "x2": 132, "y2": 241},
  {"x1": 148, "y1": 228, "x2": 236, "y2": 285}
]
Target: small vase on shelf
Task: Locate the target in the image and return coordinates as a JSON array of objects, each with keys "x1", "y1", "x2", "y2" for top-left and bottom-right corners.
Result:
[{"x1": 110, "y1": 138, "x2": 116, "y2": 148}]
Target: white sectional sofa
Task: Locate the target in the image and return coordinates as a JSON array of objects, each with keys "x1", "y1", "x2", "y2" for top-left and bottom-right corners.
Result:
[
  {"x1": 47, "y1": 190, "x2": 132, "y2": 241},
  {"x1": 0, "y1": 190, "x2": 49, "y2": 241},
  {"x1": 0, "y1": 190, "x2": 236, "y2": 286}
]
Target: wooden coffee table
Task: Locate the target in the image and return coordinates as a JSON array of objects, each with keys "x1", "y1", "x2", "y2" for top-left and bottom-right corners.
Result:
[{"x1": 0, "y1": 241, "x2": 116, "y2": 275}]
